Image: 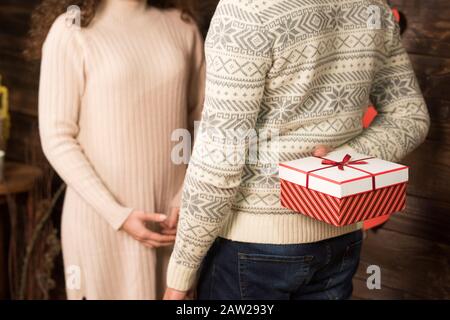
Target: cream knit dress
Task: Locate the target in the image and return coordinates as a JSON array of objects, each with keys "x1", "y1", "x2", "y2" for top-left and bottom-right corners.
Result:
[{"x1": 38, "y1": 0, "x2": 205, "y2": 299}]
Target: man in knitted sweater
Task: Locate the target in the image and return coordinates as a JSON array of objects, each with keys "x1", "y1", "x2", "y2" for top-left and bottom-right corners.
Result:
[{"x1": 165, "y1": 0, "x2": 430, "y2": 300}]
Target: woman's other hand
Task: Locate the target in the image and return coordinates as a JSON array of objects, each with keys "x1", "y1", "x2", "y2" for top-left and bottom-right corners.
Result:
[
  {"x1": 161, "y1": 207, "x2": 179, "y2": 236},
  {"x1": 121, "y1": 210, "x2": 176, "y2": 248}
]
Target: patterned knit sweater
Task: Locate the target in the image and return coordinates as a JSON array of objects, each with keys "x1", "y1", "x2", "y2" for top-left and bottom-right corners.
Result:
[{"x1": 167, "y1": 0, "x2": 430, "y2": 291}]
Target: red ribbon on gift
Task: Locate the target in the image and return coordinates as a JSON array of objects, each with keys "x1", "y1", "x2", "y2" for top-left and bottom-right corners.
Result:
[
  {"x1": 321, "y1": 154, "x2": 369, "y2": 170},
  {"x1": 305, "y1": 154, "x2": 377, "y2": 191}
]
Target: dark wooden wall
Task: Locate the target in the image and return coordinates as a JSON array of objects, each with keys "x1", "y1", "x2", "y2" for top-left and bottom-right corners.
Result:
[
  {"x1": 0, "y1": 0, "x2": 42, "y2": 165},
  {"x1": 353, "y1": 0, "x2": 450, "y2": 299},
  {"x1": 0, "y1": 0, "x2": 449, "y2": 299},
  {"x1": 0, "y1": 0, "x2": 42, "y2": 300}
]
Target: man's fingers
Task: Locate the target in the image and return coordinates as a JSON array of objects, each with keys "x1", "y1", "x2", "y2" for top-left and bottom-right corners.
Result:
[
  {"x1": 186, "y1": 290, "x2": 197, "y2": 300},
  {"x1": 164, "y1": 288, "x2": 187, "y2": 300},
  {"x1": 313, "y1": 145, "x2": 332, "y2": 157}
]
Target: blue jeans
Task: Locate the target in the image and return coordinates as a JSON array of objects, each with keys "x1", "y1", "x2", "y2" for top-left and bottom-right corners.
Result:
[{"x1": 197, "y1": 230, "x2": 363, "y2": 300}]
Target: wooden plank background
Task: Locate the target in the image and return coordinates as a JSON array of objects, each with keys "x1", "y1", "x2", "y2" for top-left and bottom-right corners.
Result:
[
  {"x1": 0, "y1": 0, "x2": 449, "y2": 299},
  {"x1": 353, "y1": 0, "x2": 450, "y2": 299}
]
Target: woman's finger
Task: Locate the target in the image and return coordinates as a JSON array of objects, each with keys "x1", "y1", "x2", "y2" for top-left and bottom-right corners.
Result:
[
  {"x1": 140, "y1": 241, "x2": 155, "y2": 249},
  {"x1": 146, "y1": 231, "x2": 176, "y2": 243},
  {"x1": 137, "y1": 228, "x2": 176, "y2": 243},
  {"x1": 143, "y1": 240, "x2": 174, "y2": 248},
  {"x1": 161, "y1": 228, "x2": 177, "y2": 235},
  {"x1": 141, "y1": 212, "x2": 167, "y2": 223},
  {"x1": 165, "y1": 207, "x2": 180, "y2": 229}
]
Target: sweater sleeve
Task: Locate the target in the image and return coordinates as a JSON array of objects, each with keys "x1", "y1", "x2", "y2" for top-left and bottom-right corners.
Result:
[
  {"x1": 167, "y1": 1, "x2": 273, "y2": 291},
  {"x1": 39, "y1": 16, "x2": 133, "y2": 231},
  {"x1": 335, "y1": 10, "x2": 430, "y2": 162},
  {"x1": 169, "y1": 22, "x2": 206, "y2": 210}
]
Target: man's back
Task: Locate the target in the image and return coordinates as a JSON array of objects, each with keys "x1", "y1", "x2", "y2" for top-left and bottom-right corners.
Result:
[{"x1": 167, "y1": 0, "x2": 429, "y2": 291}]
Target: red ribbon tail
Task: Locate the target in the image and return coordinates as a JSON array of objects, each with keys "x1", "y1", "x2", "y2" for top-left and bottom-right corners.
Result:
[
  {"x1": 349, "y1": 161, "x2": 369, "y2": 165},
  {"x1": 321, "y1": 159, "x2": 336, "y2": 165},
  {"x1": 342, "y1": 154, "x2": 352, "y2": 163}
]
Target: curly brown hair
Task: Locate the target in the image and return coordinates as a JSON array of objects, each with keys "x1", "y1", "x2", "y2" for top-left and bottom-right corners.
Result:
[{"x1": 25, "y1": 0, "x2": 204, "y2": 61}]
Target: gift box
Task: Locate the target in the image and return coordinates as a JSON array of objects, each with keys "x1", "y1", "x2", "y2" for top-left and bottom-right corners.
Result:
[{"x1": 279, "y1": 150, "x2": 408, "y2": 227}]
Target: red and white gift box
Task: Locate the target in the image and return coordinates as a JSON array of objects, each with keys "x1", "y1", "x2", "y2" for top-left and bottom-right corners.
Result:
[{"x1": 279, "y1": 150, "x2": 409, "y2": 227}]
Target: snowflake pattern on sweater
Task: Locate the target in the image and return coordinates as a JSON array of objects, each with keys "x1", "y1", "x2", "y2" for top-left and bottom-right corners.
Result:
[{"x1": 167, "y1": 0, "x2": 430, "y2": 291}]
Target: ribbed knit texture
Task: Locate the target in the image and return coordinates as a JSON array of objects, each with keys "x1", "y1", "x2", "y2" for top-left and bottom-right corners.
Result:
[
  {"x1": 39, "y1": 0, "x2": 205, "y2": 299},
  {"x1": 167, "y1": 0, "x2": 430, "y2": 291}
]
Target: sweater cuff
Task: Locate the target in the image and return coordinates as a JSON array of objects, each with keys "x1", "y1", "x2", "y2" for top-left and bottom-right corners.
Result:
[
  {"x1": 166, "y1": 258, "x2": 198, "y2": 292},
  {"x1": 108, "y1": 205, "x2": 134, "y2": 231}
]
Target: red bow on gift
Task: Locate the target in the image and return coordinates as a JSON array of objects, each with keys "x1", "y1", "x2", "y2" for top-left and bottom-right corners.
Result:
[{"x1": 321, "y1": 154, "x2": 369, "y2": 170}]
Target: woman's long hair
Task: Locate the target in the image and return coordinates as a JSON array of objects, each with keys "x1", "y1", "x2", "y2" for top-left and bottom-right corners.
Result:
[{"x1": 25, "y1": 0, "x2": 204, "y2": 61}]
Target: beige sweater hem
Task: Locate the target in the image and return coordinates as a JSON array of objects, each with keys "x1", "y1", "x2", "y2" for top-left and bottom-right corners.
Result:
[{"x1": 219, "y1": 212, "x2": 362, "y2": 245}]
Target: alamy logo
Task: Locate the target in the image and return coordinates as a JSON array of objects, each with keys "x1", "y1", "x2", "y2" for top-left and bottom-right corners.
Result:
[
  {"x1": 367, "y1": 5, "x2": 382, "y2": 30},
  {"x1": 66, "y1": 265, "x2": 81, "y2": 291},
  {"x1": 366, "y1": 265, "x2": 382, "y2": 290},
  {"x1": 170, "y1": 124, "x2": 281, "y2": 168},
  {"x1": 65, "y1": 5, "x2": 81, "y2": 28}
]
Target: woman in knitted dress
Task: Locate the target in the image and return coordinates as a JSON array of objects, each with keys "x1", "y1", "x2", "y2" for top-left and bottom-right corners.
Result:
[{"x1": 27, "y1": 0, "x2": 205, "y2": 299}]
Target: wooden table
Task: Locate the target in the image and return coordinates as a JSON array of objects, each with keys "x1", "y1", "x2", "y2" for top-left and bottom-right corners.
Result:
[{"x1": 0, "y1": 162, "x2": 42, "y2": 299}]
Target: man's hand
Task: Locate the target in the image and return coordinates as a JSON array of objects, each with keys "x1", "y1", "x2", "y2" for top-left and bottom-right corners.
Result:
[
  {"x1": 313, "y1": 145, "x2": 333, "y2": 157},
  {"x1": 164, "y1": 287, "x2": 196, "y2": 300},
  {"x1": 121, "y1": 210, "x2": 176, "y2": 248}
]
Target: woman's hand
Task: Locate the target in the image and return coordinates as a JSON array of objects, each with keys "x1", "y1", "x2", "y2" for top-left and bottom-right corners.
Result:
[
  {"x1": 121, "y1": 210, "x2": 176, "y2": 248},
  {"x1": 160, "y1": 207, "x2": 179, "y2": 236},
  {"x1": 313, "y1": 145, "x2": 333, "y2": 157}
]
